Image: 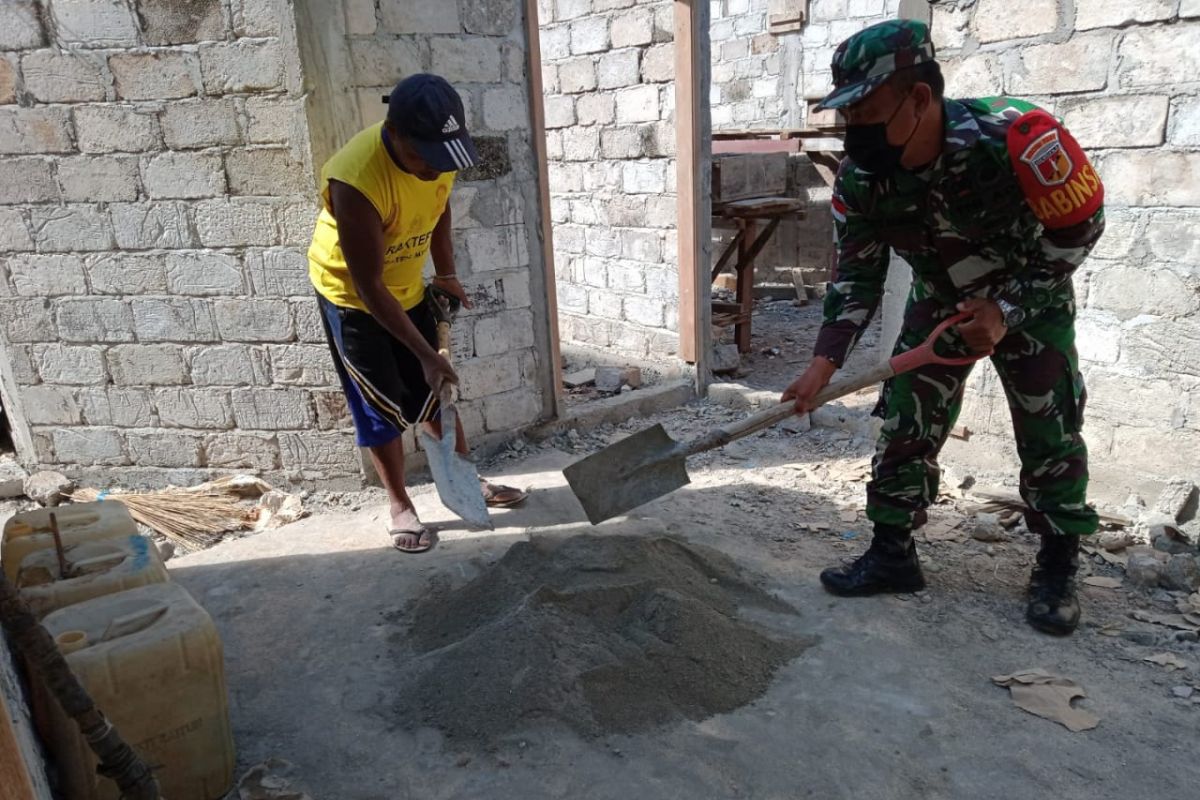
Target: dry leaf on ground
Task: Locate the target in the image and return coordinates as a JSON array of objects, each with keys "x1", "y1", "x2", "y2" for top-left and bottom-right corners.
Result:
[{"x1": 992, "y1": 669, "x2": 1100, "y2": 732}]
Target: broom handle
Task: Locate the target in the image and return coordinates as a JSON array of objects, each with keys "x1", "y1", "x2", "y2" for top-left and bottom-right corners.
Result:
[
  {"x1": 680, "y1": 362, "x2": 897, "y2": 458},
  {"x1": 0, "y1": 574, "x2": 161, "y2": 799}
]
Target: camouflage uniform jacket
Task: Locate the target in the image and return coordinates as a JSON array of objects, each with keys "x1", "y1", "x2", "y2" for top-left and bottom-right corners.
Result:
[{"x1": 815, "y1": 96, "x2": 1106, "y2": 366}]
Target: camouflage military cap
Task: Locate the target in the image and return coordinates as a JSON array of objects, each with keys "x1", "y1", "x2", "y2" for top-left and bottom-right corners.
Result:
[{"x1": 816, "y1": 19, "x2": 936, "y2": 111}]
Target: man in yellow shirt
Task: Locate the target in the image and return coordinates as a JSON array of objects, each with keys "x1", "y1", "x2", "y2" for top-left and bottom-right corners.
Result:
[{"x1": 309, "y1": 74, "x2": 526, "y2": 554}]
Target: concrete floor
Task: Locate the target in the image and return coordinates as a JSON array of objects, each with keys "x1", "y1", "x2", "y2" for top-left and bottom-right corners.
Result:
[{"x1": 173, "y1": 449, "x2": 1198, "y2": 800}]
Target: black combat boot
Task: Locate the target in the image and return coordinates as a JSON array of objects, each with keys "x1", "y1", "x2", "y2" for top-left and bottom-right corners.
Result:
[
  {"x1": 1026, "y1": 534, "x2": 1081, "y2": 636},
  {"x1": 820, "y1": 524, "x2": 926, "y2": 596}
]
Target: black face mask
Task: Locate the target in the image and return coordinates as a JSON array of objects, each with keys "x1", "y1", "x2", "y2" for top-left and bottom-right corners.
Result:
[{"x1": 843, "y1": 94, "x2": 919, "y2": 176}]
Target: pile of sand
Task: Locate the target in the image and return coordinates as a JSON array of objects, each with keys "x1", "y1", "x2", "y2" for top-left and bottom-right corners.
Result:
[{"x1": 391, "y1": 535, "x2": 811, "y2": 743}]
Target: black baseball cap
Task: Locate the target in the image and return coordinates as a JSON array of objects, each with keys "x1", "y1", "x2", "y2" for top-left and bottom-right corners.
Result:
[{"x1": 382, "y1": 74, "x2": 479, "y2": 173}]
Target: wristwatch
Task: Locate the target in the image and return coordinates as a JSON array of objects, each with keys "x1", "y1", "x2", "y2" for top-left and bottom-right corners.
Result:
[{"x1": 995, "y1": 297, "x2": 1026, "y2": 328}]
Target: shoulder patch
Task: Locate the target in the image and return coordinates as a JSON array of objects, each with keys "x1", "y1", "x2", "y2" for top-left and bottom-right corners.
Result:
[{"x1": 1007, "y1": 109, "x2": 1103, "y2": 229}]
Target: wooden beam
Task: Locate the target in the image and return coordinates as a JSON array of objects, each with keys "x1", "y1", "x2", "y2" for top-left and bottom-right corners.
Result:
[
  {"x1": 674, "y1": 0, "x2": 704, "y2": 365},
  {"x1": 524, "y1": 0, "x2": 565, "y2": 417}
]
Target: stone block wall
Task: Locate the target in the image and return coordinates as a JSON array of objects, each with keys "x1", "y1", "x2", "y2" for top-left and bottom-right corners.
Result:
[
  {"x1": 931, "y1": 0, "x2": 1200, "y2": 501},
  {"x1": 0, "y1": 0, "x2": 551, "y2": 487},
  {"x1": 540, "y1": 0, "x2": 682, "y2": 359},
  {"x1": 710, "y1": 0, "x2": 785, "y2": 129}
]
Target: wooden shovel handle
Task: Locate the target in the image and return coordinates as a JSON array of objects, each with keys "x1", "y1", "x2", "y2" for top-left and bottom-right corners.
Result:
[{"x1": 435, "y1": 320, "x2": 456, "y2": 406}]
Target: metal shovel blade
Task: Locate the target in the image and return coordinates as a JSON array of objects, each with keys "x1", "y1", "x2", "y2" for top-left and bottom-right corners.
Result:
[
  {"x1": 417, "y1": 404, "x2": 493, "y2": 530},
  {"x1": 562, "y1": 424, "x2": 691, "y2": 525}
]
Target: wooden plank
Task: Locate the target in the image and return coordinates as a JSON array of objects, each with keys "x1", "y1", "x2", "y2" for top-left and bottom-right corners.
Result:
[
  {"x1": 715, "y1": 196, "x2": 806, "y2": 217},
  {"x1": 675, "y1": 0, "x2": 703, "y2": 365},
  {"x1": 0, "y1": 690, "x2": 39, "y2": 800},
  {"x1": 524, "y1": 0, "x2": 564, "y2": 416},
  {"x1": 712, "y1": 138, "x2": 801, "y2": 155},
  {"x1": 735, "y1": 219, "x2": 756, "y2": 353}
]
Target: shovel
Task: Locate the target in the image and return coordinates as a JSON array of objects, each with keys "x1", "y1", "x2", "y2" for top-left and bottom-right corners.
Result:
[
  {"x1": 416, "y1": 287, "x2": 493, "y2": 530},
  {"x1": 563, "y1": 312, "x2": 986, "y2": 524}
]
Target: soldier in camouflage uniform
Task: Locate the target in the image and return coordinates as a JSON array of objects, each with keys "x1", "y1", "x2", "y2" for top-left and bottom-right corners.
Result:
[{"x1": 782, "y1": 19, "x2": 1105, "y2": 635}]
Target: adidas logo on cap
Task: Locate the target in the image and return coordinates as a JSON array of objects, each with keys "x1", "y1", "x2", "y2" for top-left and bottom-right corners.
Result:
[{"x1": 442, "y1": 116, "x2": 460, "y2": 134}]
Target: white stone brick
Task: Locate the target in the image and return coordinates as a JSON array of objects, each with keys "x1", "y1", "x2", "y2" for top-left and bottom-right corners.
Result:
[
  {"x1": 624, "y1": 294, "x2": 665, "y2": 327},
  {"x1": 483, "y1": 388, "x2": 540, "y2": 431},
  {"x1": 189, "y1": 344, "x2": 271, "y2": 386},
  {"x1": 542, "y1": 63, "x2": 560, "y2": 95},
  {"x1": 52, "y1": 427, "x2": 126, "y2": 466},
  {"x1": 131, "y1": 297, "x2": 218, "y2": 342},
  {"x1": 556, "y1": 0, "x2": 593, "y2": 21},
  {"x1": 110, "y1": 52, "x2": 198, "y2": 100},
  {"x1": 205, "y1": 432, "x2": 280, "y2": 470},
  {"x1": 847, "y1": 0, "x2": 885, "y2": 16},
  {"x1": 243, "y1": 97, "x2": 299, "y2": 145},
  {"x1": 557, "y1": 283, "x2": 588, "y2": 314},
  {"x1": 24, "y1": 386, "x2": 81, "y2": 429},
  {"x1": 541, "y1": 24, "x2": 571, "y2": 61},
  {"x1": 543, "y1": 95, "x2": 576, "y2": 129},
  {"x1": 79, "y1": 388, "x2": 155, "y2": 427},
  {"x1": 291, "y1": 299, "x2": 324, "y2": 343},
  {"x1": 1099, "y1": 151, "x2": 1200, "y2": 207},
  {"x1": 561, "y1": 126, "x2": 600, "y2": 161},
  {"x1": 576, "y1": 92, "x2": 616, "y2": 125},
  {"x1": 276, "y1": 202, "x2": 318, "y2": 246},
  {"x1": 352, "y1": 37, "x2": 424, "y2": 86},
  {"x1": 1089, "y1": 266, "x2": 1197, "y2": 321},
  {"x1": 54, "y1": 297, "x2": 134, "y2": 343},
  {"x1": 0, "y1": 108, "x2": 73, "y2": 154},
  {"x1": 829, "y1": 19, "x2": 866, "y2": 45},
  {"x1": 0, "y1": 1, "x2": 45, "y2": 50},
  {"x1": 1118, "y1": 25, "x2": 1200, "y2": 89},
  {"x1": 231, "y1": 388, "x2": 314, "y2": 429},
  {"x1": 161, "y1": 100, "x2": 240, "y2": 149},
  {"x1": 588, "y1": 289, "x2": 622, "y2": 320},
  {"x1": 1006, "y1": 34, "x2": 1112, "y2": 95},
  {"x1": 232, "y1": 0, "x2": 281, "y2": 37},
  {"x1": 464, "y1": 226, "x2": 530, "y2": 271},
  {"x1": 34, "y1": 343, "x2": 107, "y2": 384},
  {"x1": 559, "y1": 57, "x2": 597, "y2": 93},
  {"x1": 225, "y1": 148, "x2": 309, "y2": 196},
  {"x1": 1058, "y1": 95, "x2": 1168, "y2": 149},
  {"x1": 483, "y1": 85, "x2": 529, "y2": 131},
  {"x1": 193, "y1": 199, "x2": 277, "y2": 247},
  {"x1": 56, "y1": 156, "x2": 140, "y2": 203},
  {"x1": 245, "y1": 247, "x2": 309, "y2": 296},
  {"x1": 426, "y1": 38, "x2": 498, "y2": 85},
  {"x1": 456, "y1": 353, "x2": 522, "y2": 400},
  {"x1": 1087, "y1": 207, "x2": 1138, "y2": 261},
  {"x1": 344, "y1": 0, "x2": 378, "y2": 34},
  {"x1": 10, "y1": 255, "x2": 86, "y2": 299},
  {"x1": 1121, "y1": 319, "x2": 1200, "y2": 379},
  {"x1": 616, "y1": 85, "x2": 660, "y2": 124},
  {"x1": 214, "y1": 298, "x2": 294, "y2": 341},
  {"x1": 84, "y1": 254, "x2": 164, "y2": 295},
  {"x1": 111, "y1": 202, "x2": 195, "y2": 250},
  {"x1": 200, "y1": 41, "x2": 285, "y2": 94},
  {"x1": 0, "y1": 209, "x2": 32, "y2": 251},
  {"x1": 21, "y1": 50, "x2": 107, "y2": 103},
  {"x1": 266, "y1": 344, "x2": 336, "y2": 386},
  {"x1": 597, "y1": 49, "x2": 641, "y2": 90},
  {"x1": 126, "y1": 431, "x2": 203, "y2": 467},
  {"x1": 0, "y1": 298, "x2": 54, "y2": 342},
  {"x1": 611, "y1": 8, "x2": 654, "y2": 47},
  {"x1": 470, "y1": 310, "x2": 535, "y2": 358},
  {"x1": 1084, "y1": 368, "x2": 1181, "y2": 429},
  {"x1": 379, "y1": 0, "x2": 460, "y2": 33},
  {"x1": 152, "y1": 387, "x2": 233, "y2": 430},
  {"x1": 1184, "y1": 0, "x2": 1200, "y2": 18},
  {"x1": 0, "y1": 158, "x2": 57, "y2": 204},
  {"x1": 622, "y1": 160, "x2": 666, "y2": 194},
  {"x1": 30, "y1": 206, "x2": 114, "y2": 253},
  {"x1": 753, "y1": 77, "x2": 779, "y2": 99},
  {"x1": 278, "y1": 431, "x2": 360, "y2": 474},
  {"x1": 644, "y1": 195, "x2": 676, "y2": 229},
  {"x1": 74, "y1": 105, "x2": 160, "y2": 153},
  {"x1": 141, "y1": 151, "x2": 226, "y2": 200},
  {"x1": 607, "y1": 260, "x2": 646, "y2": 293},
  {"x1": 1170, "y1": 96, "x2": 1200, "y2": 147},
  {"x1": 107, "y1": 344, "x2": 188, "y2": 385},
  {"x1": 53, "y1": 0, "x2": 140, "y2": 47},
  {"x1": 584, "y1": 227, "x2": 621, "y2": 258},
  {"x1": 642, "y1": 44, "x2": 674, "y2": 83},
  {"x1": 1076, "y1": 0, "x2": 1174, "y2": 30},
  {"x1": 972, "y1": 0, "x2": 1059, "y2": 43},
  {"x1": 1143, "y1": 210, "x2": 1200, "y2": 264},
  {"x1": 621, "y1": 229, "x2": 662, "y2": 263}
]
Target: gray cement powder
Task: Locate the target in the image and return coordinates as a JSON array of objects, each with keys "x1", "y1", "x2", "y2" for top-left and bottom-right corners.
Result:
[{"x1": 392, "y1": 535, "x2": 812, "y2": 743}]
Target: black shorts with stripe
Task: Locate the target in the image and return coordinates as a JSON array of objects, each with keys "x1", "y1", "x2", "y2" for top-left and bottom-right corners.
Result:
[{"x1": 317, "y1": 293, "x2": 440, "y2": 447}]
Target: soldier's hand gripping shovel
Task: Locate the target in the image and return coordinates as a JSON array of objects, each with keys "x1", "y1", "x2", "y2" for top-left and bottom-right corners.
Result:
[
  {"x1": 417, "y1": 286, "x2": 493, "y2": 530},
  {"x1": 563, "y1": 312, "x2": 987, "y2": 525}
]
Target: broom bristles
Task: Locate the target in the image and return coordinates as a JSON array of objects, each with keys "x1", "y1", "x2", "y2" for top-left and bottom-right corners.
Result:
[{"x1": 72, "y1": 487, "x2": 253, "y2": 550}]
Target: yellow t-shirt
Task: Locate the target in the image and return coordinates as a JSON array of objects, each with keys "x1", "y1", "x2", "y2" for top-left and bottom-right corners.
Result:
[{"x1": 308, "y1": 123, "x2": 455, "y2": 311}]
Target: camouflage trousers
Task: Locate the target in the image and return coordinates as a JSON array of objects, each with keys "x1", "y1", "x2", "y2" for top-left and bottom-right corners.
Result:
[{"x1": 867, "y1": 284, "x2": 1099, "y2": 539}]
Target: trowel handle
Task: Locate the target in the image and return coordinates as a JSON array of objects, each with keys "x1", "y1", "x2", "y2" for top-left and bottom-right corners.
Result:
[{"x1": 683, "y1": 362, "x2": 896, "y2": 457}]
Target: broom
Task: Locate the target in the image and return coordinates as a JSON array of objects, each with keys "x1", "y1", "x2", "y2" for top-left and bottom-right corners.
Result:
[{"x1": 71, "y1": 487, "x2": 253, "y2": 550}]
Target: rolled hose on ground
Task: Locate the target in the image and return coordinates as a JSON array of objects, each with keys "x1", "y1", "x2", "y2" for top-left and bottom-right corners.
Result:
[{"x1": 0, "y1": 572, "x2": 161, "y2": 800}]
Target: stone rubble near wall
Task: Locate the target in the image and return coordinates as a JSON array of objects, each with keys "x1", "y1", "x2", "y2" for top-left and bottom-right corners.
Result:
[{"x1": 0, "y1": 0, "x2": 548, "y2": 486}]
